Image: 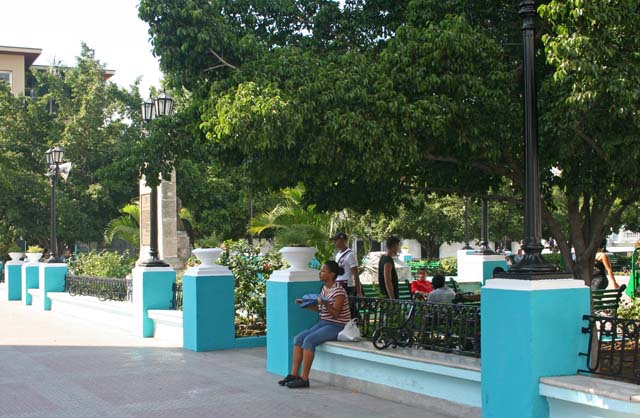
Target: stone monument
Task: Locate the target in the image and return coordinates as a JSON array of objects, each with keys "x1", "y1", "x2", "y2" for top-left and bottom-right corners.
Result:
[{"x1": 138, "y1": 169, "x2": 191, "y2": 269}]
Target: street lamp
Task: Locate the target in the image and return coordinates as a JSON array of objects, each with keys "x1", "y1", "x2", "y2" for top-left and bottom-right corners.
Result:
[
  {"x1": 45, "y1": 146, "x2": 65, "y2": 263},
  {"x1": 475, "y1": 198, "x2": 495, "y2": 255},
  {"x1": 461, "y1": 198, "x2": 473, "y2": 250},
  {"x1": 502, "y1": 0, "x2": 557, "y2": 276},
  {"x1": 139, "y1": 92, "x2": 174, "y2": 267}
]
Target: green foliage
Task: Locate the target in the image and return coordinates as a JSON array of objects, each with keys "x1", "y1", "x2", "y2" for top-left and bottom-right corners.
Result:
[
  {"x1": 194, "y1": 233, "x2": 221, "y2": 249},
  {"x1": 618, "y1": 299, "x2": 640, "y2": 320},
  {"x1": 274, "y1": 224, "x2": 326, "y2": 248},
  {"x1": 27, "y1": 245, "x2": 43, "y2": 253},
  {"x1": 68, "y1": 250, "x2": 135, "y2": 278},
  {"x1": 542, "y1": 253, "x2": 564, "y2": 271},
  {"x1": 439, "y1": 257, "x2": 457, "y2": 276},
  {"x1": 140, "y1": 0, "x2": 640, "y2": 285},
  {"x1": 0, "y1": 44, "x2": 145, "y2": 249},
  {"x1": 218, "y1": 240, "x2": 286, "y2": 327},
  {"x1": 8, "y1": 244, "x2": 22, "y2": 252},
  {"x1": 104, "y1": 203, "x2": 140, "y2": 247}
]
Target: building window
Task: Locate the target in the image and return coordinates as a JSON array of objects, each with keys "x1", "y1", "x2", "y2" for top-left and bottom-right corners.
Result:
[{"x1": 0, "y1": 71, "x2": 12, "y2": 89}]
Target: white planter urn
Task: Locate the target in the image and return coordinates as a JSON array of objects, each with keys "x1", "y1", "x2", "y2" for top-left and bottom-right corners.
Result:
[
  {"x1": 8, "y1": 252, "x2": 24, "y2": 261},
  {"x1": 280, "y1": 247, "x2": 317, "y2": 271},
  {"x1": 192, "y1": 248, "x2": 223, "y2": 267},
  {"x1": 25, "y1": 252, "x2": 42, "y2": 263}
]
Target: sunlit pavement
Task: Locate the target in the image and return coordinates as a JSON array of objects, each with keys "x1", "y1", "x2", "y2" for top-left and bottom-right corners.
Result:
[{"x1": 0, "y1": 291, "x2": 463, "y2": 418}]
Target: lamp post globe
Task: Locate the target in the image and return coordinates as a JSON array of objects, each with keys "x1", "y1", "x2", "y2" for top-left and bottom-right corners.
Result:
[{"x1": 139, "y1": 91, "x2": 174, "y2": 267}]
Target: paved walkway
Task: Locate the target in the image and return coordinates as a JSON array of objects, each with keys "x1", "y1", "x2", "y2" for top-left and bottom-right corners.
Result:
[{"x1": 0, "y1": 293, "x2": 462, "y2": 418}]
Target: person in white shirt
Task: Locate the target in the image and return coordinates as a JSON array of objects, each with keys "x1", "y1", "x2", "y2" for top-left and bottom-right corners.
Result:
[
  {"x1": 427, "y1": 275, "x2": 456, "y2": 304},
  {"x1": 332, "y1": 232, "x2": 362, "y2": 299}
]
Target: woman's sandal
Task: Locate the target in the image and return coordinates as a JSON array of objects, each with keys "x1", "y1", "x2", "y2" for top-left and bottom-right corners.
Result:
[
  {"x1": 286, "y1": 377, "x2": 310, "y2": 388},
  {"x1": 278, "y1": 374, "x2": 297, "y2": 386}
]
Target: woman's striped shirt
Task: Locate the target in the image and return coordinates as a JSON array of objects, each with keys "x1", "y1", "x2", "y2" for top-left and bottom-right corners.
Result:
[{"x1": 319, "y1": 283, "x2": 351, "y2": 324}]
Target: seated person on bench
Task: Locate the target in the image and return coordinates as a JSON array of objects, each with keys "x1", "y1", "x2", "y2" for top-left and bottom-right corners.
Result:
[
  {"x1": 410, "y1": 268, "x2": 433, "y2": 300},
  {"x1": 427, "y1": 275, "x2": 456, "y2": 304}
]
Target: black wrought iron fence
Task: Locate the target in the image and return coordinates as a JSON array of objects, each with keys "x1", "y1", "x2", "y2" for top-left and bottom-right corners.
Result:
[
  {"x1": 172, "y1": 282, "x2": 183, "y2": 310},
  {"x1": 350, "y1": 296, "x2": 481, "y2": 357},
  {"x1": 65, "y1": 275, "x2": 132, "y2": 302},
  {"x1": 579, "y1": 315, "x2": 640, "y2": 384}
]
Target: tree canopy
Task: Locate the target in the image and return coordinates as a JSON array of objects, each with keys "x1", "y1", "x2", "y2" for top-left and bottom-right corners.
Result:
[{"x1": 139, "y1": 0, "x2": 640, "y2": 281}]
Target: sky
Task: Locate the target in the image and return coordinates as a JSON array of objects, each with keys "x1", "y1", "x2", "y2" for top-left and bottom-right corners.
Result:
[{"x1": 3, "y1": 0, "x2": 162, "y2": 98}]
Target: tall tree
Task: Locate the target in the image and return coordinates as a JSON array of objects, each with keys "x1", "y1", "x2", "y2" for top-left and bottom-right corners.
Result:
[
  {"x1": 139, "y1": 0, "x2": 640, "y2": 283},
  {"x1": 0, "y1": 44, "x2": 145, "y2": 250}
]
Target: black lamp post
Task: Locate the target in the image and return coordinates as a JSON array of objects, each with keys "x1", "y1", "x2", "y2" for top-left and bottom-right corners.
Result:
[
  {"x1": 501, "y1": 0, "x2": 557, "y2": 276},
  {"x1": 45, "y1": 146, "x2": 65, "y2": 263},
  {"x1": 475, "y1": 198, "x2": 495, "y2": 255},
  {"x1": 461, "y1": 198, "x2": 473, "y2": 250},
  {"x1": 139, "y1": 92, "x2": 174, "y2": 267}
]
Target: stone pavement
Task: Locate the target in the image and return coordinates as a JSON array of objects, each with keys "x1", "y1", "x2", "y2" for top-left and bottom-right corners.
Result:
[{"x1": 0, "y1": 294, "x2": 463, "y2": 418}]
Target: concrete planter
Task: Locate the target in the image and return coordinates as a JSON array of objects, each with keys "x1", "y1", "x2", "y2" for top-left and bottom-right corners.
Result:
[
  {"x1": 279, "y1": 246, "x2": 317, "y2": 271},
  {"x1": 25, "y1": 252, "x2": 42, "y2": 263},
  {"x1": 192, "y1": 248, "x2": 223, "y2": 267},
  {"x1": 8, "y1": 252, "x2": 24, "y2": 261}
]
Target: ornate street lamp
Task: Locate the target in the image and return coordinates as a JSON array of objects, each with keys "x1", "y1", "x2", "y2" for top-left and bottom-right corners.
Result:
[
  {"x1": 139, "y1": 92, "x2": 174, "y2": 267},
  {"x1": 502, "y1": 0, "x2": 557, "y2": 276},
  {"x1": 45, "y1": 146, "x2": 65, "y2": 263}
]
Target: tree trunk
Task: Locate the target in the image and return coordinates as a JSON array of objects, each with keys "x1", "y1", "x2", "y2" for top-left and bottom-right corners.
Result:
[{"x1": 419, "y1": 237, "x2": 441, "y2": 259}]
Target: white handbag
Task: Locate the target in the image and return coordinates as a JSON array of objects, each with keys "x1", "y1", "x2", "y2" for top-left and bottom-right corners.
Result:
[{"x1": 337, "y1": 318, "x2": 362, "y2": 342}]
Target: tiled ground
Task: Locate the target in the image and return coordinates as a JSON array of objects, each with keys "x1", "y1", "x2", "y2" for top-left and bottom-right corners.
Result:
[{"x1": 0, "y1": 291, "x2": 462, "y2": 418}]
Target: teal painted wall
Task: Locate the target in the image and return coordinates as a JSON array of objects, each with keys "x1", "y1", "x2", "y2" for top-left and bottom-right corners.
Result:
[
  {"x1": 41, "y1": 265, "x2": 67, "y2": 310},
  {"x1": 266, "y1": 280, "x2": 322, "y2": 376},
  {"x1": 6, "y1": 263, "x2": 23, "y2": 300},
  {"x1": 135, "y1": 269, "x2": 176, "y2": 337},
  {"x1": 183, "y1": 274, "x2": 235, "y2": 351},
  {"x1": 22, "y1": 263, "x2": 39, "y2": 305},
  {"x1": 481, "y1": 285, "x2": 589, "y2": 418},
  {"x1": 482, "y1": 260, "x2": 508, "y2": 284}
]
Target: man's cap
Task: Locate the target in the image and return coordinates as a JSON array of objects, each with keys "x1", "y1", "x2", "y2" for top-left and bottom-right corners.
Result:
[{"x1": 331, "y1": 231, "x2": 348, "y2": 241}]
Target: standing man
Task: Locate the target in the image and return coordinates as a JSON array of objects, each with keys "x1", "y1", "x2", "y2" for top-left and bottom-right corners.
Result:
[
  {"x1": 378, "y1": 236, "x2": 401, "y2": 299},
  {"x1": 332, "y1": 232, "x2": 362, "y2": 298}
]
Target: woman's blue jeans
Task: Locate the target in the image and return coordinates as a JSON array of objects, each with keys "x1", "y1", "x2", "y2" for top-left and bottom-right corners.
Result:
[{"x1": 294, "y1": 320, "x2": 345, "y2": 352}]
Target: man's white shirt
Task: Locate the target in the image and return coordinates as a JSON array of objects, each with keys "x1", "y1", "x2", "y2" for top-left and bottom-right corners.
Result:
[{"x1": 335, "y1": 248, "x2": 358, "y2": 287}]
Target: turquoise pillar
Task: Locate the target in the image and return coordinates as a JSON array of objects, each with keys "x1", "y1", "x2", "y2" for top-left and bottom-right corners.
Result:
[
  {"x1": 132, "y1": 266, "x2": 176, "y2": 337},
  {"x1": 39, "y1": 264, "x2": 67, "y2": 310},
  {"x1": 5, "y1": 260, "x2": 23, "y2": 300},
  {"x1": 22, "y1": 262, "x2": 40, "y2": 305},
  {"x1": 183, "y1": 261, "x2": 235, "y2": 351},
  {"x1": 458, "y1": 253, "x2": 508, "y2": 284},
  {"x1": 481, "y1": 278, "x2": 590, "y2": 418},
  {"x1": 266, "y1": 268, "x2": 322, "y2": 377}
]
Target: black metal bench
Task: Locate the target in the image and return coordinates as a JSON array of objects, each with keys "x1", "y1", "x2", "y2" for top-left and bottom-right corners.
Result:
[{"x1": 592, "y1": 284, "x2": 626, "y2": 316}]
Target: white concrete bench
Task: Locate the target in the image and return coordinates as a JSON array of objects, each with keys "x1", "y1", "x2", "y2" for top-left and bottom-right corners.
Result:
[
  {"x1": 541, "y1": 375, "x2": 640, "y2": 418},
  {"x1": 313, "y1": 340, "x2": 481, "y2": 417},
  {"x1": 45, "y1": 292, "x2": 134, "y2": 331},
  {"x1": 148, "y1": 309, "x2": 183, "y2": 346}
]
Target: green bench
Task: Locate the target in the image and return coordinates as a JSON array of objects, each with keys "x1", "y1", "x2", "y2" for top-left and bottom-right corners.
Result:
[
  {"x1": 361, "y1": 281, "x2": 412, "y2": 300},
  {"x1": 592, "y1": 284, "x2": 626, "y2": 316}
]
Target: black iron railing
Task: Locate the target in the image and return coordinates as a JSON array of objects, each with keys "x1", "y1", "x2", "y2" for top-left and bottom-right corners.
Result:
[
  {"x1": 579, "y1": 315, "x2": 640, "y2": 384},
  {"x1": 172, "y1": 282, "x2": 183, "y2": 310},
  {"x1": 350, "y1": 296, "x2": 481, "y2": 357},
  {"x1": 65, "y1": 275, "x2": 132, "y2": 302}
]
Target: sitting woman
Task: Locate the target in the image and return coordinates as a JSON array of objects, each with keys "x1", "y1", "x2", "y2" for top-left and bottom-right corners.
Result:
[{"x1": 278, "y1": 260, "x2": 351, "y2": 389}]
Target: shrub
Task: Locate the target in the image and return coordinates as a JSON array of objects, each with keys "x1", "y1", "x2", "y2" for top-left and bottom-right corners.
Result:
[
  {"x1": 69, "y1": 250, "x2": 135, "y2": 278},
  {"x1": 218, "y1": 239, "x2": 286, "y2": 328},
  {"x1": 27, "y1": 245, "x2": 44, "y2": 253},
  {"x1": 439, "y1": 256, "x2": 457, "y2": 276}
]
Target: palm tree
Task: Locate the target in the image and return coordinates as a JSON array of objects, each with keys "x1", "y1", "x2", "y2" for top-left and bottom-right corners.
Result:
[{"x1": 104, "y1": 203, "x2": 140, "y2": 247}]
